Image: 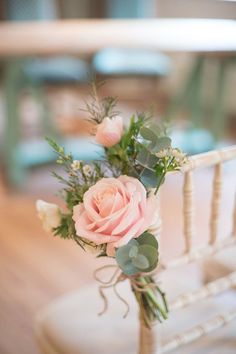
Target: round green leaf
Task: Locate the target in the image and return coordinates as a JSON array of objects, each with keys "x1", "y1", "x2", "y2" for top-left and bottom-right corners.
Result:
[
  {"x1": 152, "y1": 137, "x2": 172, "y2": 153},
  {"x1": 140, "y1": 127, "x2": 157, "y2": 143},
  {"x1": 129, "y1": 245, "x2": 138, "y2": 258},
  {"x1": 140, "y1": 169, "x2": 157, "y2": 188},
  {"x1": 148, "y1": 123, "x2": 161, "y2": 136},
  {"x1": 115, "y1": 245, "x2": 130, "y2": 265},
  {"x1": 115, "y1": 240, "x2": 140, "y2": 276},
  {"x1": 137, "y1": 232, "x2": 159, "y2": 249},
  {"x1": 121, "y1": 261, "x2": 139, "y2": 276},
  {"x1": 138, "y1": 245, "x2": 159, "y2": 272},
  {"x1": 132, "y1": 254, "x2": 150, "y2": 270}
]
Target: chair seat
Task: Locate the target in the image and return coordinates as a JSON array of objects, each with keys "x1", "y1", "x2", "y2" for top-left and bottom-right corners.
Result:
[
  {"x1": 203, "y1": 245, "x2": 236, "y2": 281},
  {"x1": 24, "y1": 57, "x2": 90, "y2": 83},
  {"x1": 92, "y1": 48, "x2": 171, "y2": 76},
  {"x1": 35, "y1": 266, "x2": 236, "y2": 354}
]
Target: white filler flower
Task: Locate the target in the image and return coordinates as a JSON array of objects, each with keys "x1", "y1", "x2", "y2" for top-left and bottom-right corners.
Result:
[
  {"x1": 71, "y1": 160, "x2": 82, "y2": 171},
  {"x1": 36, "y1": 200, "x2": 61, "y2": 232}
]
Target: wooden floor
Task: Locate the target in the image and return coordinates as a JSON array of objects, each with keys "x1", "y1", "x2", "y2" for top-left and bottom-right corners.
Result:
[
  {"x1": 0, "y1": 163, "x2": 235, "y2": 354},
  {"x1": 0, "y1": 194, "x2": 100, "y2": 354}
]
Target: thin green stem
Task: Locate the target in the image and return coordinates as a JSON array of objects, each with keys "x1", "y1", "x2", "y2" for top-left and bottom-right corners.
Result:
[{"x1": 154, "y1": 171, "x2": 166, "y2": 195}]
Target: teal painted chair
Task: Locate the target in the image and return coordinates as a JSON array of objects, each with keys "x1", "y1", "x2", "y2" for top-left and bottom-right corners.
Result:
[
  {"x1": 164, "y1": 55, "x2": 236, "y2": 149},
  {"x1": 92, "y1": 0, "x2": 171, "y2": 90},
  {"x1": 3, "y1": 0, "x2": 91, "y2": 187}
]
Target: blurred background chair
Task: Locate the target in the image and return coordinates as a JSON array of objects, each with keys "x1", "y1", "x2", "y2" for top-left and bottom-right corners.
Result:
[
  {"x1": 3, "y1": 0, "x2": 91, "y2": 187},
  {"x1": 92, "y1": 0, "x2": 171, "y2": 100},
  {"x1": 166, "y1": 55, "x2": 236, "y2": 154},
  {"x1": 1, "y1": 0, "x2": 236, "y2": 190}
]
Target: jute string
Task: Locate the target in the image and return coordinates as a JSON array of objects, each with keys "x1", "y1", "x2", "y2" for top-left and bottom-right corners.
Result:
[
  {"x1": 94, "y1": 265, "x2": 160, "y2": 354},
  {"x1": 94, "y1": 194, "x2": 162, "y2": 354}
]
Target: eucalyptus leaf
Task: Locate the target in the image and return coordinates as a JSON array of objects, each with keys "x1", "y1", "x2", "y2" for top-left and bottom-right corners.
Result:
[
  {"x1": 140, "y1": 169, "x2": 157, "y2": 188},
  {"x1": 140, "y1": 127, "x2": 158, "y2": 143},
  {"x1": 151, "y1": 137, "x2": 172, "y2": 153},
  {"x1": 136, "y1": 149, "x2": 158, "y2": 171},
  {"x1": 129, "y1": 239, "x2": 139, "y2": 247},
  {"x1": 115, "y1": 244, "x2": 130, "y2": 265},
  {"x1": 136, "y1": 149, "x2": 150, "y2": 166},
  {"x1": 137, "y1": 232, "x2": 158, "y2": 249},
  {"x1": 138, "y1": 245, "x2": 158, "y2": 271},
  {"x1": 148, "y1": 123, "x2": 161, "y2": 136},
  {"x1": 121, "y1": 261, "x2": 139, "y2": 276},
  {"x1": 132, "y1": 254, "x2": 150, "y2": 270},
  {"x1": 129, "y1": 245, "x2": 139, "y2": 258},
  {"x1": 115, "y1": 240, "x2": 140, "y2": 275}
]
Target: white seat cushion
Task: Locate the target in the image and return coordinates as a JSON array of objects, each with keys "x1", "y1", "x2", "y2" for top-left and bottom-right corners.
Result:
[{"x1": 35, "y1": 265, "x2": 236, "y2": 354}]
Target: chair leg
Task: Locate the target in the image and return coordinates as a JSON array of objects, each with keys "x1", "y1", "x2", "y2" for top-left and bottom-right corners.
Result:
[
  {"x1": 0, "y1": 169, "x2": 6, "y2": 196},
  {"x1": 187, "y1": 56, "x2": 205, "y2": 128},
  {"x1": 3, "y1": 60, "x2": 26, "y2": 187},
  {"x1": 29, "y1": 81, "x2": 59, "y2": 139},
  {"x1": 164, "y1": 56, "x2": 204, "y2": 123}
]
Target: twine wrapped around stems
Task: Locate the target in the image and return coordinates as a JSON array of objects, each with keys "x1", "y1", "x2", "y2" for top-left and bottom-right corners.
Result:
[
  {"x1": 94, "y1": 191, "x2": 163, "y2": 354},
  {"x1": 94, "y1": 265, "x2": 160, "y2": 318},
  {"x1": 94, "y1": 265, "x2": 166, "y2": 354}
]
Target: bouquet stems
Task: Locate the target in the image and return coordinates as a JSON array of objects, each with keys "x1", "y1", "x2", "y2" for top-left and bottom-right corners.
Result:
[
  {"x1": 131, "y1": 275, "x2": 168, "y2": 354},
  {"x1": 131, "y1": 275, "x2": 168, "y2": 329}
]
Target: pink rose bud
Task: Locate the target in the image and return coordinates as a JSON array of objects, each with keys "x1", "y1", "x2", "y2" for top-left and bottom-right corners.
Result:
[{"x1": 95, "y1": 116, "x2": 123, "y2": 147}]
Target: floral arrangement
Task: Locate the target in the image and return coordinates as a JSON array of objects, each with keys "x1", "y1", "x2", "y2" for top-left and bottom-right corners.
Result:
[{"x1": 36, "y1": 83, "x2": 187, "y2": 329}]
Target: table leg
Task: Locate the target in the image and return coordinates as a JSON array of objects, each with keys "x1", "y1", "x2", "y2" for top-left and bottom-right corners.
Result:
[{"x1": 212, "y1": 58, "x2": 228, "y2": 141}]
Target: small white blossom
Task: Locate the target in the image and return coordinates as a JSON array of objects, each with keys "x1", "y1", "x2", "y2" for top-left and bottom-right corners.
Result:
[
  {"x1": 171, "y1": 149, "x2": 187, "y2": 166},
  {"x1": 83, "y1": 164, "x2": 93, "y2": 176},
  {"x1": 171, "y1": 149, "x2": 186, "y2": 160},
  {"x1": 71, "y1": 160, "x2": 82, "y2": 171},
  {"x1": 155, "y1": 149, "x2": 168, "y2": 158}
]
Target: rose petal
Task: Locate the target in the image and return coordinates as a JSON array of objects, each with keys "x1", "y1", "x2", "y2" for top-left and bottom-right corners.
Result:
[{"x1": 74, "y1": 211, "x2": 120, "y2": 244}]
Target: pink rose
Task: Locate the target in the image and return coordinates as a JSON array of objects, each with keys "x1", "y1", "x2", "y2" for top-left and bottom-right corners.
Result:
[
  {"x1": 95, "y1": 116, "x2": 123, "y2": 147},
  {"x1": 73, "y1": 176, "x2": 158, "y2": 256}
]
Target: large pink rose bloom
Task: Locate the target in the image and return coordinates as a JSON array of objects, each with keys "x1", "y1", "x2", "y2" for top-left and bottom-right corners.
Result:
[
  {"x1": 95, "y1": 116, "x2": 123, "y2": 147},
  {"x1": 73, "y1": 176, "x2": 158, "y2": 256}
]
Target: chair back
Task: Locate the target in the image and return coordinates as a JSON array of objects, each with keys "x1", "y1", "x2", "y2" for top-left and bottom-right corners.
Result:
[{"x1": 158, "y1": 145, "x2": 236, "y2": 352}]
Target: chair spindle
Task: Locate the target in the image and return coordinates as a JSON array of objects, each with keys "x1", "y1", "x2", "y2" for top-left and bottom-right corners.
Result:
[
  {"x1": 183, "y1": 171, "x2": 195, "y2": 252},
  {"x1": 210, "y1": 163, "x2": 222, "y2": 244}
]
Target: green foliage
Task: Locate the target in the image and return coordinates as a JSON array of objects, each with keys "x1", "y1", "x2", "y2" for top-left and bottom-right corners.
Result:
[
  {"x1": 46, "y1": 137, "x2": 105, "y2": 246},
  {"x1": 82, "y1": 81, "x2": 119, "y2": 123},
  {"x1": 140, "y1": 126, "x2": 158, "y2": 144},
  {"x1": 138, "y1": 232, "x2": 159, "y2": 248},
  {"x1": 115, "y1": 233, "x2": 159, "y2": 276},
  {"x1": 105, "y1": 113, "x2": 185, "y2": 194},
  {"x1": 133, "y1": 274, "x2": 168, "y2": 327},
  {"x1": 151, "y1": 136, "x2": 172, "y2": 152},
  {"x1": 53, "y1": 213, "x2": 85, "y2": 249}
]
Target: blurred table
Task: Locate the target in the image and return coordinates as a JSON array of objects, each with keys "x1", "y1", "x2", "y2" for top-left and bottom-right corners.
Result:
[{"x1": 0, "y1": 19, "x2": 236, "y2": 57}]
